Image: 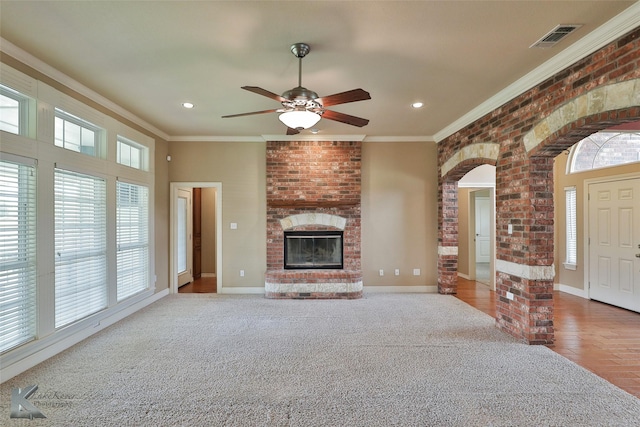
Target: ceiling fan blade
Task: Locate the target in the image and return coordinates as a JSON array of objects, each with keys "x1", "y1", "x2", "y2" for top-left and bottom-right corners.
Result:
[
  {"x1": 221, "y1": 109, "x2": 280, "y2": 119},
  {"x1": 286, "y1": 127, "x2": 300, "y2": 135},
  {"x1": 241, "y1": 86, "x2": 287, "y2": 102},
  {"x1": 322, "y1": 110, "x2": 369, "y2": 127},
  {"x1": 317, "y1": 89, "x2": 371, "y2": 107}
]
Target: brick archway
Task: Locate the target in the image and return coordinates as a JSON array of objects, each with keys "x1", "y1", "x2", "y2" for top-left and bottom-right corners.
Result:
[
  {"x1": 437, "y1": 144, "x2": 499, "y2": 294},
  {"x1": 495, "y1": 99, "x2": 640, "y2": 345},
  {"x1": 437, "y1": 27, "x2": 640, "y2": 344}
]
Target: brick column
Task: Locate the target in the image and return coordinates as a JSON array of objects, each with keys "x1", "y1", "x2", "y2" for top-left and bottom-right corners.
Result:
[
  {"x1": 495, "y1": 154, "x2": 555, "y2": 344},
  {"x1": 437, "y1": 180, "x2": 458, "y2": 294}
]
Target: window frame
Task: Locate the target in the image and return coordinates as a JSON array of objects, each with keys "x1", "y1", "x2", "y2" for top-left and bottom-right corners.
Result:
[
  {"x1": 0, "y1": 84, "x2": 31, "y2": 136},
  {"x1": 116, "y1": 180, "x2": 150, "y2": 301},
  {"x1": 0, "y1": 155, "x2": 37, "y2": 353},
  {"x1": 564, "y1": 186, "x2": 577, "y2": 270},
  {"x1": 54, "y1": 167, "x2": 108, "y2": 329},
  {"x1": 117, "y1": 135, "x2": 148, "y2": 171},
  {"x1": 569, "y1": 131, "x2": 640, "y2": 174},
  {"x1": 54, "y1": 108, "x2": 104, "y2": 158}
]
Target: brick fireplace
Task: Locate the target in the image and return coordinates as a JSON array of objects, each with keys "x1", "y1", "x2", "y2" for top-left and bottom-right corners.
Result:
[{"x1": 265, "y1": 141, "x2": 362, "y2": 299}]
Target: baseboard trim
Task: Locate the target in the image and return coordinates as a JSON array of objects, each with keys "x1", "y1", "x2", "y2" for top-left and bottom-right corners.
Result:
[
  {"x1": 218, "y1": 286, "x2": 265, "y2": 294},
  {"x1": 457, "y1": 272, "x2": 471, "y2": 280},
  {"x1": 364, "y1": 285, "x2": 438, "y2": 293},
  {"x1": 200, "y1": 273, "x2": 217, "y2": 278},
  {"x1": 558, "y1": 284, "x2": 588, "y2": 299},
  {"x1": 1, "y1": 289, "x2": 169, "y2": 383}
]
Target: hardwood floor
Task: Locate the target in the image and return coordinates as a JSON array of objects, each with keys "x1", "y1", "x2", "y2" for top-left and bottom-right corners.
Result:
[
  {"x1": 178, "y1": 276, "x2": 217, "y2": 293},
  {"x1": 455, "y1": 277, "x2": 640, "y2": 399}
]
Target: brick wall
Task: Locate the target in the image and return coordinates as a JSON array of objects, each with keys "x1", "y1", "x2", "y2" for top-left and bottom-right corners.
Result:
[
  {"x1": 437, "y1": 27, "x2": 640, "y2": 343},
  {"x1": 265, "y1": 141, "x2": 362, "y2": 298}
]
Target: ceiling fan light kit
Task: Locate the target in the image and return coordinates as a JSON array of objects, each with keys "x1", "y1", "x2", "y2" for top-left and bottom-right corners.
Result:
[
  {"x1": 222, "y1": 42, "x2": 371, "y2": 133},
  {"x1": 279, "y1": 110, "x2": 321, "y2": 129}
]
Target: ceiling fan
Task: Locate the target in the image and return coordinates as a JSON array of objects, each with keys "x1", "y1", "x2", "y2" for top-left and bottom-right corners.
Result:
[{"x1": 222, "y1": 43, "x2": 371, "y2": 135}]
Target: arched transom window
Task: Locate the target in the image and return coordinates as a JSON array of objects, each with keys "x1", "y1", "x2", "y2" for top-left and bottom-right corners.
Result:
[{"x1": 569, "y1": 131, "x2": 640, "y2": 173}]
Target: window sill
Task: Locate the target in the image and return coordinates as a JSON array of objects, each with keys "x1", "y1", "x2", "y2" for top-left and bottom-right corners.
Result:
[{"x1": 563, "y1": 262, "x2": 577, "y2": 271}]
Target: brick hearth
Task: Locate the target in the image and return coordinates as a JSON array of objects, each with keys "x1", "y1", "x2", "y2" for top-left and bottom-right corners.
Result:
[{"x1": 265, "y1": 141, "x2": 362, "y2": 299}]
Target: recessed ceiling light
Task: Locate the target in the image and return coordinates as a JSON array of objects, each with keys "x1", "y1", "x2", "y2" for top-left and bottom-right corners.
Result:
[
  {"x1": 412, "y1": 102, "x2": 424, "y2": 109},
  {"x1": 310, "y1": 128, "x2": 319, "y2": 134},
  {"x1": 182, "y1": 102, "x2": 194, "y2": 109}
]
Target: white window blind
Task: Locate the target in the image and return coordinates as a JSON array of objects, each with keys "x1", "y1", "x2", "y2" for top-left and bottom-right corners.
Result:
[
  {"x1": 117, "y1": 181, "x2": 149, "y2": 301},
  {"x1": 0, "y1": 158, "x2": 37, "y2": 353},
  {"x1": 55, "y1": 168, "x2": 107, "y2": 328},
  {"x1": 565, "y1": 187, "x2": 577, "y2": 266}
]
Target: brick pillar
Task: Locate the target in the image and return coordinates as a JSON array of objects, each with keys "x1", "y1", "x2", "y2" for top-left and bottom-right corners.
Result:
[
  {"x1": 495, "y1": 154, "x2": 555, "y2": 344},
  {"x1": 438, "y1": 179, "x2": 458, "y2": 294}
]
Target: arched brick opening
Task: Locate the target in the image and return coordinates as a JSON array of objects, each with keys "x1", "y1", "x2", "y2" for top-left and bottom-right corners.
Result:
[
  {"x1": 437, "y1": 24, "x2": 639, "y2": 344},
  {"x1": 495, "y1": 105, "x2": 640, "y2": 345},
  {"x1": 438, "y1": 155, "x2": 498, "y2": 294}
]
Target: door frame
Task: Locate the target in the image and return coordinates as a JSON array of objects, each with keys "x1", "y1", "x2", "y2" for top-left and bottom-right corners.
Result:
[
  {"x1": 584, "y1": 171, "x2": 640, "y2": 302},
  {"x1": 468, "y1": 188, "x2": 496, "y2": 289},
  {"x1": 170, "y1": 182, "x2": 223, "y2": 294},
  {"x1": 176, "y1": 187, "x2": 193, "y2": 286}
]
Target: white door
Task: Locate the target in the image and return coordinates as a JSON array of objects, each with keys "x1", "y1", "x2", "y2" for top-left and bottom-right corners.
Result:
[
  {"x1": 177, "y1": 188, "x2": 193, "y2": 287},
  {"x1": 588, "y1": 178, "x2": 640, "y2": 313},
  {"x1": 475, "y1": 196, "x2": 491, "y2": 263}
]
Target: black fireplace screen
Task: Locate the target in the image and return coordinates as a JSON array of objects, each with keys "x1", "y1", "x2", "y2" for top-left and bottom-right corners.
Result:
[{"x1": 284, "y1": 231, "x2": 343, "y2": 269}]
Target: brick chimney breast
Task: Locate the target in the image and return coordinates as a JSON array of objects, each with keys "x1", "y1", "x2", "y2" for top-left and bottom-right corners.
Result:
[{"x1": 265, "y1": 141, "x2": 362, "y2": 299}]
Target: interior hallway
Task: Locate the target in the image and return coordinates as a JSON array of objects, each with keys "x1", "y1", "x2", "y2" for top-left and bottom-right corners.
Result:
[
  {"x1": 178, "y1": 277, "x2": 217, "y2": 293},
  {"x1": 455, "y1": 277, "x2": 640, "y2": 399}
]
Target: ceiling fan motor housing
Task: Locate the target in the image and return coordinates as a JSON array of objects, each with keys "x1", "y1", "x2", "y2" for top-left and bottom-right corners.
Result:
[{"x1": 281, "y1": 86, "x2": 323, "y2": 113}]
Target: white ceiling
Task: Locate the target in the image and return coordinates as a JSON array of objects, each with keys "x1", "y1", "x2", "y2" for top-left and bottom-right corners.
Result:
[{"x1": 1, "y1": 1, "x2": 638, "y2": 140}]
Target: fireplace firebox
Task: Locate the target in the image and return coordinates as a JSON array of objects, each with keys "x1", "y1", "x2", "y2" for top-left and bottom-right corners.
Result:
[{"x1": 284, "y1": 231, "x2": 343, "y2": 269}]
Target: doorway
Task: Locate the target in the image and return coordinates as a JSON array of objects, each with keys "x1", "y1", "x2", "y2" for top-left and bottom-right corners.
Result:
[
  {"x1": 473, "y1": 190, "x2": 491, "y2": 285},
  {"x1": 587, "y1": 175, "x2": 640, "y2": 313},
  {"x1": 459, "y1": 165, "x2": 496, "y2": 290},
  {"x1": 170, "y1": 182, "x2": 223, "y2": 294}
]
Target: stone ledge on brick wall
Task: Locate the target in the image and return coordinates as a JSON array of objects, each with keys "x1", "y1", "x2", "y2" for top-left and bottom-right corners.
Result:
[
  {"x1": 524, "y1": 79, "x2": 640, "y2": 153},
  {"x1": 495, "y1": 259, "x2": 555, "y2": 281},
  {"x1": 280, "y1": 213, "x2": 346, "y2": 230},
  {"x1": 265, "y1": 269, "x2": 363, "y2": 299},
  {"x1": 441, "y1": 143, "x2": 500, "y2": 177}
]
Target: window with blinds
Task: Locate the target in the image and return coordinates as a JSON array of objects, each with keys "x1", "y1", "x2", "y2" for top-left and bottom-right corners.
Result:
[
  {"x1": 565, "y1": 186, "x2": 577, "y2": 269},
  {"x1": 117, "y1": 181, "x2": 149, "y2": 301},
  {"x1": 54, "y1": 168, "x2": 107, "y2": 328},
  {"x1": 0, "y1": 158, "x2": 37, "y2": 353}
]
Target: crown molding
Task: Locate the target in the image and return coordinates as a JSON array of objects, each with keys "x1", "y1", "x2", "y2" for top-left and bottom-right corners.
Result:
[
  {"x1": 168, "y1": 135, "x2": 437, "y2": 143},
  {"x1": 433, "y1": 2, "x2": 640, "y2": 142},
  {"x1": 168, "y1": 135, "x2": 265, "y2": 142},
  {"x1": 262, "y1": 134, "x2": 366, "y2": 142},
  {"x1": 0, "y1": 37, "x2": 170, "y2": 141},
  {"x1": 363, "y1": 136, "x2": 436, "y2": 143}
]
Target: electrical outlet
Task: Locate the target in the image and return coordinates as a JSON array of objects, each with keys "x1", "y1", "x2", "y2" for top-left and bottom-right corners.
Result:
[
  {"x1": 394, "y1": 269, "x2": 400, "y2": 276},
  {"x1": 508, "y1": 224, "x2": 513, "y2": 234},
  {"x1": 413, "y1": 269, "x2": 421, "y2": 276},
  {"x1": 230, "y1": 222, "x2": 238, "y2": 229},
  {"x1": 379, "y1": 269, "x2": 384, "y2": 276},
  {"x1": 240, "y1": 270, "x2": 245, "y2": 277},
  {"x1": 506, "y1": 291, "x2": 514, "y2": 300}
]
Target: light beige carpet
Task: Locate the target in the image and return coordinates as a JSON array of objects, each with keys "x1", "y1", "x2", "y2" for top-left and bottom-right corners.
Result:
[{"x1": 2, "y1": 293, "x2": 639, "y2": 426}]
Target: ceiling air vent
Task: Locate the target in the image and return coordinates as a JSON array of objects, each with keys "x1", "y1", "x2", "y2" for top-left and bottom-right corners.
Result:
[{"x1": 530, "y1": 24, "x2": 582, "y2": 48}]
